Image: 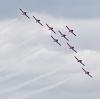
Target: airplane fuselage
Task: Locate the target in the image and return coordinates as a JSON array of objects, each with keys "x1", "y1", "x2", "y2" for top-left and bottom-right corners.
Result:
[
  {"x1": 70, "y1": 46, "x2": 74, "y2": 49},
  {"x1": 61, "y1": 35, "x2": 66, "y2": 37},
  {"x1": 69, "y1": 29, "x2": 74, "y2": 33},
  {"x1": 78, "y1": 60, "x2": 82, "y2": 63},
  {"x1": 49, "y1": 27, "x2": 53, "y2": 30},
  {"x1": 85, "y1": 72, "x2": 89, "y2": 74},
  {"x1": 21, "y1": 12, "x2": 26, "y2": 15},
  {"x1": 36, "y1": 20, "x2": 40, "y2": 22},
  {"x1": 54, "y1": 39, "x2": 58, "y2": 42}
]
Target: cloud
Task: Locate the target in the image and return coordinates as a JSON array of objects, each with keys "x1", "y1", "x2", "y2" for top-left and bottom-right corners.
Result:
[{"x1": 0, "y1": 12, "x2": 100, "y2": 99}]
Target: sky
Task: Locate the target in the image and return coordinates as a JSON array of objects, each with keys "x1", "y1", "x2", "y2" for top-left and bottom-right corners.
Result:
[{"x1": 0, "y1": 0, "x2": 100, "y2": 99}]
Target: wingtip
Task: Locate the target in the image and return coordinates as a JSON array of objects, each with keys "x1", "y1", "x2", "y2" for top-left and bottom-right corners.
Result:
[
  {"x1": 19, "y1": 8, "x2": 21, "y2": 10},
  {"x1": 75, "y1": 34, "x2": 77, "y2": 36},
  {"x1": 58, "y1": 30, "x2": 60, "y2": 33},
  {"x1": 66, "y1": 25, "x2": 68, "y2": 28},
  {"x1": 67, "y1": 39, "x2": 69, "y2": 41},
  {"x1": 51, "y1": 35, "x2": 52, "y2": 37},
  {"x1": 82, "y1": 68, "x2": 84, "y2": 70},
  {"x1": 83, "y1": 64, "x2": 85, "y2": 66}
]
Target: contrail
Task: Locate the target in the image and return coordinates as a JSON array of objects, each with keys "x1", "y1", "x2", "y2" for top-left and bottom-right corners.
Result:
[
  {"x1": 0, "y1": 16, "x2": 45, "y2": 82},
  {"x1": 21, "y1": 78, "x2": 69, "y2": 99},
  {"x1": 0, "y1": 72, "x2": 22, "y2": 81},
  {"x1": 0, "y1": 33, "x2": 41, "y2": 72},
  {"x1": 0, "y1": 66, "x2": 66, "y2": 95},
  {"x1": 0, "y1": 19, "x2": 18, "y2": 47},
  {"x1": 0, "y1": 19, "x2": 17, "y2": 31},
  {"x1": 0, "y1": 15, "x2": 43, "y2": 72},
  {"x1": 0, "y1": 47, "x2": 40, "y2": 81}
]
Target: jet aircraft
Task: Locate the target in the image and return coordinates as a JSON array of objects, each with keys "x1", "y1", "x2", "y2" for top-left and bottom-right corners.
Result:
[
  {"x1": 19, "y1": 8, "x2": 30, "y2": 19},
  {"x1": 74, "y1": 56, "x2": 85, "y2": 66},
  {"x1": 46, "y1": 23, "x2": 56, "y2": 34},
  {"x1": 51, "y1": 35, "x2": 61, "y2": 46},
  {"x1": 82, "y1": 68, "x2": 93, "y2": 78},
  {"x1": 66, "y1": 26, "x2": 76, "y2": 36},
  {"x1": 33, "y1": 16, "x2": 43, "y2": 26},
  {"x1": 67, "y1": 43, "x2": 77, "y2": 53},
  {"x1": 58, "y1": 30, "x2": 69, "y2": 41}
]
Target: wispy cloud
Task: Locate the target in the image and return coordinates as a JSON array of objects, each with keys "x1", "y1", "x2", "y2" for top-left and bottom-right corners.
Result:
[{"x1": 0, "y1": 12, "x2": 100, "y2": 99}]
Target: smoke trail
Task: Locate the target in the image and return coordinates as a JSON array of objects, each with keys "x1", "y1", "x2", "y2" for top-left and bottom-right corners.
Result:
[
  {"x1": 0, "y1": 30, "x2": 41, "y2": 71},
  {"x1": 0, "y1": 19, "x2": 17, "y2": 31},
  {"x1": 21, "y1": 78, "x2": 68, "y2": 99},
  {"x1": 0, "y1": 72, "x2": 22, "y2": 81},
  {"x1": 0, "y1": 65, "x2": 66, "y2": 95},
  {"x1": 0, "y1": 47, "x2": 40, "y2": 81},
  {"x1": 0, "y1": 16, "x2": 46, "y2": 81}
]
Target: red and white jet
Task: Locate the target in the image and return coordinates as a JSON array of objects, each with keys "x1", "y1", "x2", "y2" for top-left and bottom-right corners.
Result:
[
  {"x1": 67, "y1": 43, "x2": 77, "y2": 53},
  {"x1": 66, "y1": 26, "x2": 76, "y2": 36},
  {"x1": 46, "y1": 23, "x2": 56, "y2": 34},
  {"x1": 33, "y1": 16, "x2": 43, "y2": 26},
  {"x1": 74, "y1": 56, "x2": 85, "y2": 66},
  {"x1": 58, "y1": 30, "x2": 69, "y2": 41},
  {"x1": 51, "y1": 35, "x2": 61, "y2": 46},
  {"x1": 19, "y1": 8, "x2": 30, "y2": 19},
  {"x1": 82, "y1": 68, "x2": 93, "y2": 78}
]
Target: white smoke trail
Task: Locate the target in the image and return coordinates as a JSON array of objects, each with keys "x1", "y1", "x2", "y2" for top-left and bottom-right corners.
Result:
[
  {"x1": 0, "y1": 65, "x2": 66, "y2": 95},
  {"x1": 0, "y1": 12, "x2": 46, "y2": 79},
  {"x1": 0, "y1": 30, "x2": 42, "y2": 71},
  {"x1": 21, "y1": 78, "x2": 69, "y2": 99},
  {"x1": 0, "y1": 19, "x2": 19, "y2": 47},
  {"x1": 0, "y1": 16, "x2": 47, "y2": 82},
  {"x1": 0, "y1": 19, "x2": 17, "y2": 31},
  {"x1": 0, "y1": 47, "x2": 40, "y2": 81}
]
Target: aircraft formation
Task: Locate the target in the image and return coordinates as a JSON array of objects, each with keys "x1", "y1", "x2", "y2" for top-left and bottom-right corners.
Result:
[{"x1": 19, "y1": 8, "x2": 93, "y2": 78}]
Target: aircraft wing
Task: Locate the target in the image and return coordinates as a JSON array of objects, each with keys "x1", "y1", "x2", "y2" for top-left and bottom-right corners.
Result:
[
  {"x1": 57, "y1": 42, "x2": 61, "y2": 46},
  {"x1": 82, "y1": 68, "x2": 87, "y2": 73},
  {"x1": 33, "y1": 16, "x2": 37, "y2": 20},
  {"x1": 58, "y1": 30, "x2": 63, "y2": 35},
  {"x1": 64, "y1": 36, "x2": 69, "y2": 41},
  {"x1": 38, "y1": 22, "x2": 43, "y2": 26},
  {"x1": 88, "y1": 74, "x2": 93, "y2": 78},
  {"x1": 67, "y1": 43, "x2": 71, "y2": 48},
  {"x1": 51, "y1": 35, "x2": 55, "y2": 40},
  {"x1": 72, "y1": 32, "x2": 76, "y2": 36},
  {"x1": 74, "y1": 56, "x2": 78, "y2": 61},
  {"x1": 72, "y1": 48, "x2": 77, "y2": 53},
  {"x1": 66, "y1": 26, "x2": 70, "y2": 30},
  {"x1": 46, "y1": 23, "x2": 50, "y2": 28},
  {"x1": 19, "y1": 8, "x2": 23, "y2": 13},
  {"x1": 80, "y1": 62, "x2": 85, "y2": 66},
  {"x1": 51, "y1": 29, "x2": 56, "y2": 34},
  {"x1": 25, "y1": 14, "x2": 30, "y2": 19}
]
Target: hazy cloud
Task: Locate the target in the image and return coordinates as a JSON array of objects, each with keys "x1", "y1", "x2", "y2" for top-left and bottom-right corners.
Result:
[{"x1": 0, "y1": 12, "x2": 100, "y2": 99}]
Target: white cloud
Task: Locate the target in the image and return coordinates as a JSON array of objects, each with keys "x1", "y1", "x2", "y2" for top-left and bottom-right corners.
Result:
[{"x1": 0, "y1": 12, "x2": 100, "y2": 99}]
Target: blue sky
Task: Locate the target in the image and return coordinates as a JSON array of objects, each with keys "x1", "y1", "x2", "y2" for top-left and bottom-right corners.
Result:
[
  {"x1": 0, "y1": 0, "x2": 100, "y2": 99},
  {"x1": 0, "y1": 0, "x2": 100, "y2": 19}
]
